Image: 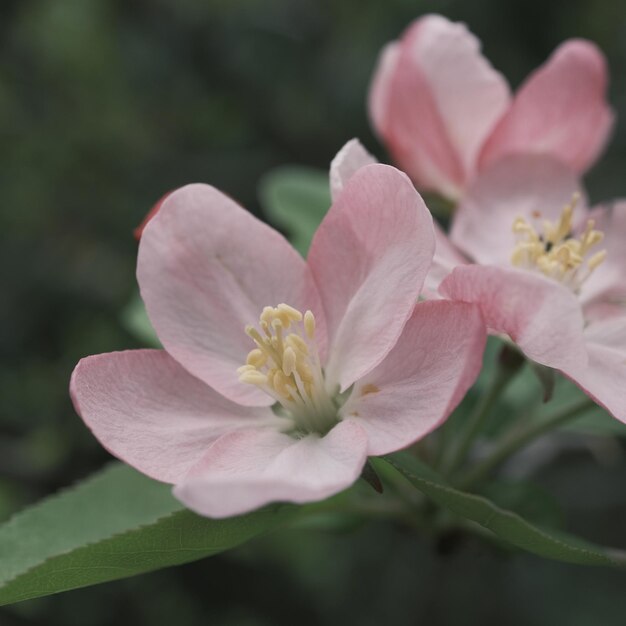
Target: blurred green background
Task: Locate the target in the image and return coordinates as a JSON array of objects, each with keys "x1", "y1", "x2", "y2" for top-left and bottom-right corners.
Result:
[{"x1": 2, "y1": 0, "x2": 626, "y2": 624}]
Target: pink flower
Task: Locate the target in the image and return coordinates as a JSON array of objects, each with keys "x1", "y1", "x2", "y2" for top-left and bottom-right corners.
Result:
[
  {"x1": 369, "y1": 14, "x2": 614, "y2": 200},
  {"x1": 432, "y1": 153, "x2": 626, "y2": 423},
  {"x1": 70, "y1": 150, "x2": 486, "y2": 518}
]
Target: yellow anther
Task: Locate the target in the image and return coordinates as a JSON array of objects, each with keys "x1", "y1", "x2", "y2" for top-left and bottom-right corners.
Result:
[
  {"x1": 510, "y1": 195, "x2": 606, "y2": 292},
  {"x1": 246, "y1": 348, "x2": 266, "y2": 368},
  {"x1": 238, "y1": 302, "x2": 337, "y2": 434},
  {"x1": 238, "y1": 370, "x2": 268, "y2": 386},
  {"x1": 282, "y1": 347, "x2": 297, "y2": 377},
  {"x1": 277, "y1": 303, "x2": 303, "y2": 322},
  {"x1": 260, "y1": 306, "x2": 275, "y2": 326},
  {"x1": 304, "y1": 310, "x2": 316, "y2": 339},
  {"x1": 245, "y1": 325, "x2": 264, "y2": 344},
  {"x1": 272, "y1": 370, "x2": 291, "y2": 398}
]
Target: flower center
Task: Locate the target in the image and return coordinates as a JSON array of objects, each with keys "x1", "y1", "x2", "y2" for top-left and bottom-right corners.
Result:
[
  {"x1": 237, "y1": 303, "x2": 338, "y2": 435},
  {"x1": 510, "y1": 194, "x2": 607, "y2": 292}
]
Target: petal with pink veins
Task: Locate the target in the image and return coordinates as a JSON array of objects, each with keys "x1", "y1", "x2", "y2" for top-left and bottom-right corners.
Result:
[
  {"x1": 369, "y1": 14, "x2": 510, "y2": 198},
  {"x1": 173, "y1": 419, "x2": 368, "y2": 518},
  {"x1": 451, "y1": 155, "x2": 586, "y2": 265},
  {"x1": 563, "y1": 317, "x2": 626, "y2": 424},
  {"x1": 70, "y1": 350, "x2": 281, "y2": 484},
  {"x1": 329, "y1": 139, "x2": 376, "y2": 201},
  {"x1": 137, "y1": 183, "x2": 326, "y2": 407},
  {"x1": 440, "y1": 265, "x2": 588, "y2": 371},
  {"x1": 340, "y1": 301, "x2": 486, "y2": 456},
  {"x1": 479, "y1": 40, "x2": 615, "y2": 174},
  {"x1": 308, "y1": 164, "x2": 434, "y2": 391}
]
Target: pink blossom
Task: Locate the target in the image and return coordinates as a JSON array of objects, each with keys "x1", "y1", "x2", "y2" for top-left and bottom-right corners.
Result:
[
  {"x1": 432, "y1": 153, "x2": 626, "y2": 423},
  {"x1": 70, "y1": 150, "x2": 486, "y2": 518},
  {"x1": 369, "y1": 14, "x2": 614, "y2": 200}
]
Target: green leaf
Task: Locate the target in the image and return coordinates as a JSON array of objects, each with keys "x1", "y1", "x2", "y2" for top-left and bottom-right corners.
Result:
[
  {"x1": 121, "y1": 293, "x2": 160, "y2": 347},
  {"x1": 481, "y1": 480, "x2": 563, "y2": 529},
  {"x1": 0, "y1": 463, "x2": 294, "y2": 606},
  {"x1": 377, "y1": 453, "x2": 626, "y2": 567},
  {"x1": 258, "y1": 166, "x2": 330, "y2": 255}
]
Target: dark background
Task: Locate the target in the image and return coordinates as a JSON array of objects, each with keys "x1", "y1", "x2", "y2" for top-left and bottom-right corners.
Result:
[{"x1": 2, "y1": 0, "x2": 626, "y2": 624}]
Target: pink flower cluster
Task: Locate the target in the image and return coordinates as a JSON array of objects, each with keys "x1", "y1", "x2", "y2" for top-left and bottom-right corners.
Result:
[
  {"x1": 369, "y1": 15, "x2": 625, "y2": 423},
  {"x1": 71, "y1": 14, "x2": 624, "y2": 519}
]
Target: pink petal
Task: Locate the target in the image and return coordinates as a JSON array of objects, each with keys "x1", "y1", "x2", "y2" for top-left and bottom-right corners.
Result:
[
  {"x1": 307, "y1": 164, "x2": 434, "y2": 391},
  {"x1": 340, "y1": 301, "x2": 486, "y2": 455},
  {"x1": 422, "y1": 221, "x2": 468, "y2": 298},
  {"x1": 368, "y1": 14, "x2": 510, "y2": 198},
  {"x1": 563, "y1": 317, "x2": 626, "y2": 424},
  {"x1": 70, "y1": 350, "x2": 280, "y2": 484},
  {"x1": 329, "y1": 139, "x2": 376, "y2": 201},
  {"x1": 450, "y1": 155, "x2": 586, "y2": 265},
  {"x1": 173, "y1": 419, "x2": 368, "y2": 518},
  {"x1": 137, "y1": 184, "x2": 326, "y2": 407},
  {"x1": 579, "y1": 202, "x2": 626, "y2": 308},
  {"x1": 440, "y1": 265, "x2": 588, "y2": 370},
  {"x1": 368, "y1": 42, "x2": 401, "y2": 145},
  {"x1": 479, "y1": 40, "x2": 615, "y2": 174}
]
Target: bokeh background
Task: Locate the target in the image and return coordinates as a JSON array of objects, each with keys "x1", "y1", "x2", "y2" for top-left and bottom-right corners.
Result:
[{"x1": 2, "y1": 0, "x2": 626, "y2": 624}]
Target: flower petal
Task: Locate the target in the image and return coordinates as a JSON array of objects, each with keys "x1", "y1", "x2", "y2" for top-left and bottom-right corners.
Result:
[
  {"x1": 70, "y1": 350, "x2": 279, "y2": 484},
  {"x1": 479, "y1": 40, "x2": 615, "y2": 174},
  {"x1": 422, "y1": 222, "x2": 468, "y2": 298},
  {"x1": 137, "y1": 183, "x2": 326, "y2": 406},
  {"x1": 369, "y1": 14, "x2": 510, "y2": 198},
  {"x1": 340, "y1": 301, "x2": 486, "y2": 455},
  {"x1": 440, "y1": 265, "x2": 587, "y2": 370},
  {"x1": 368, "y1": 41, "x2": 401, "y2": 146},
  {"x1": 563, "y1": 317, "x2": 626, "y2": 424},
  {"x1": 173, "y1": 419, "x2": 368, "y2": 518},
  {"x1": 308, "y1": 164, "x2": 435, "y2": 391},
  {"x1": 579, "y1": 201, "x2": 626, "y2": 309},
  {"x1": 450, "y1": 155, "x2": 586, "y2": 265},
  {"x1": 329, "y1": 139, "x2": 376, "y2": 201}
]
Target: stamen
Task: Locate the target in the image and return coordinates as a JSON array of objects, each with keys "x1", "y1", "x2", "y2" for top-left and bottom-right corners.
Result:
[
  {"x1": 282, "y1": 346, "x2": 297, "y2": 377},
  {"x1": 277, "y1": 303, "x2": 303, "y2": 322},
  {"x1": 304, "y1": 310, "x2": 316, "y2": 339},
  {"x1": 510, "y1": 194, "x2": 606, "y2": 292},
  {"x1": 239, "y1": 370, "x2": 268, "y2": 386},
  {"x1": 237, "y1": 303, "x2": 337, "y2": 435},
  {"x1": 246, "y1": 349, "x2": 266, "y2": 368}
]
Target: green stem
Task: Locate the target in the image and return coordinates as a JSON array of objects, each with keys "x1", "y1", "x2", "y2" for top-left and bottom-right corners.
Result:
[
  {"x1": 443, "y1": 358, "x2": 520, "y2": 475},
  {"x1": 458, "y1": 397, "x2": 594, "y2": 490}
]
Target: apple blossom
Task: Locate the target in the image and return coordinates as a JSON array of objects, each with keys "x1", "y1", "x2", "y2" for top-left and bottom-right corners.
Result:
[
  {"x1": 369, "y1": 14, "x2": 614, "y2": 200},
  {"x1": 70, "y1": 152, "x2": 486, "y2": 519},
  {"x1": 432, "y1": 154, "x2": 626, "y2": 423}
]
